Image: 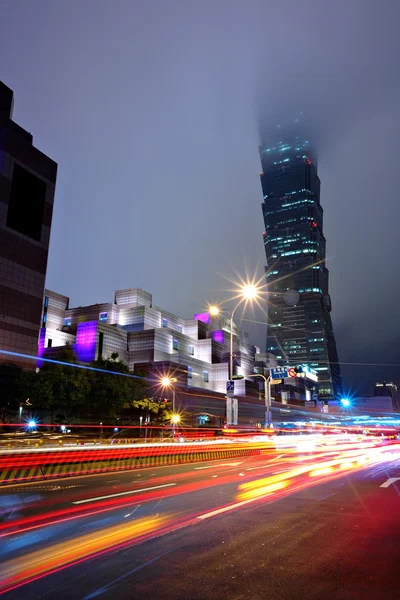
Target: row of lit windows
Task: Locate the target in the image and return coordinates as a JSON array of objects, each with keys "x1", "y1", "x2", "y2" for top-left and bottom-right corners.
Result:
[
  {"x1": 162, "y1": 318, "x2": 182, "y2": 333},
  {"x1": 265, "y1": 199, "x2": 315, "y2": 215},
  {"x1": 280, "y1": 249, "x2": 317, "y2": 257},
  {"x1": 268, "y1": 216, "x2": 316, "y2": 230},
  {"x1": 187, "y1": 366, "x2": 208, "y2": 382}
]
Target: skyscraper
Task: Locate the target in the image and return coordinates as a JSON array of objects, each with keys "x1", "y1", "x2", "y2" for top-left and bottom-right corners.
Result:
[
  {"x1": 0, "y1": 81, "x2": 57, "y2": 366},
  {"x1": 259, "y1": 116, "x2": 342, "y2": 401}
]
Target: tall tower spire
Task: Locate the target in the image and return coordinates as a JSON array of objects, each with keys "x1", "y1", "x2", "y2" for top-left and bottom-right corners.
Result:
[{"x1": 259, "y1": 115, "x2": 342, "y2": 401}]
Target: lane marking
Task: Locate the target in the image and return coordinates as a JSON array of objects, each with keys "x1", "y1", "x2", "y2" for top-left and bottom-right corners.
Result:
[
  {"x1": 380, "y1": 477, "x2": 400, "y2": 488},
  {"x1": 197, "y1": 498, "x2": 258, "y2": 520},
  {"x1": 72, "y1": 483, "x2": 176, "y2": 504},
  {"x1": 194, "y1": 462, "x2": 243, "y2": 470}
]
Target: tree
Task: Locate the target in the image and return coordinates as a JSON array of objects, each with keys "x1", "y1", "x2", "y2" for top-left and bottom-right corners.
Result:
[
  {"x1": 88, "y1": 354, "x2": 148, "y2": 420},
  {"x1": 31, "y1": 344, "x2": 90, "y2": 423}
]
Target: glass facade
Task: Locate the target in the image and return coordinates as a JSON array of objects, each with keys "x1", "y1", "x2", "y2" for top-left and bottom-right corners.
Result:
[{"x1": 259, "y1": 116, "x2": 342, "y2": 401}]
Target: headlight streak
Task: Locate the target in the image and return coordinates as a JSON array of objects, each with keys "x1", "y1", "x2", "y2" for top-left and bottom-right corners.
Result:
[
  {"x1": 0, "y1": 514, "x2": 176, "y2": 595},
  {"x1": 236, "y1": 442, "x2": 400, "y2": 503}
]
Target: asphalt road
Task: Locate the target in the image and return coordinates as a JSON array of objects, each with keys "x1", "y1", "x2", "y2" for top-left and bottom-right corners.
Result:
[{"x1": 1, "y1": 437, "x2": 400, "y2": 599}]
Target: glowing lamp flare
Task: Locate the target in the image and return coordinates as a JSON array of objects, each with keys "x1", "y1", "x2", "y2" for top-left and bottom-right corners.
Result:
[
  {"x1": 161, "y1": 376, "x2": 177, "y2": 387},
  {"x1": 241, "y1": 284, "x2": 259, "y2": 300}
]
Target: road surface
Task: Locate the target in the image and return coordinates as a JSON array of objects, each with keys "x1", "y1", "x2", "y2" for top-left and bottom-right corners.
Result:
[{"x1": 0, "y1": 436, "x2": 399, "y2": 599}]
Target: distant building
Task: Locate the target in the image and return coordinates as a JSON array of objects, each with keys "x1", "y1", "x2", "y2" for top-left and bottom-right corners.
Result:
[
  {"x1": 259, "y1": 115, "x2": 342, "y2": 402},
  {"x1": 374, "y1": 382, "x2": 398, "y2": 411},
  {"x1": 0, "y1": 81, "x2": 57, "y2": 366},
  {"x1": 39, "y1": 287, "x2": 274, "y2": 426},
  {"x1": 351, "y1": 396, "x2": 394, "y2": 413}
]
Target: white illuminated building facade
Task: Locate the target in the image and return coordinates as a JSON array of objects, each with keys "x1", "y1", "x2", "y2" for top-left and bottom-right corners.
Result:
[{"x1": 39, "y1": 287, "x2": 264, "y2": 395}]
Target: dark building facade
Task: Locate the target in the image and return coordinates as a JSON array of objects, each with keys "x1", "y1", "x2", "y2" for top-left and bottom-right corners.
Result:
[
  {"x1": 0, "y1": 81, "x2": 57, "y2": 365},
  {"x1": 259, "y1": 116, "x2": 342, "y2": 401},
  {"x1": 374, "y1": 382, "x2": 398, "y2": 412}
]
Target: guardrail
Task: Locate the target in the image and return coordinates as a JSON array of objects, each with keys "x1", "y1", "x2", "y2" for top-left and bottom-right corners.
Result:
[{"x1": 0, "y1": 440, "x2": 271, "y2": 485}]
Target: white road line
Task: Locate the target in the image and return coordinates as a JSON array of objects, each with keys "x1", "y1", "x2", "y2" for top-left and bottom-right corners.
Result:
[
  {"x1": 197, "y1": 498, "x2": 259, "y2": 520},
  {"x1": 194, "y1": 462, "x2": 243, "y2": 470},
  {"x1": 72, "y1": 483, "x2": 176, "y2": 504},
  {"x1": 380, "y1": 477, "x2": 400, "y2": 488}
]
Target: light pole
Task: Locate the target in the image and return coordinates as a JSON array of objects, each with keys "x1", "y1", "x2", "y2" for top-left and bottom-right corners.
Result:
[
  {"x1": 209, "y1": 284, "x2": 259, "y2": 382},
  {"x1": 246, "y1": 373, "x2": 272, "y2": 428},
  {"x1": 160, "y1": 377, "x2": 180, "y2": 434}
]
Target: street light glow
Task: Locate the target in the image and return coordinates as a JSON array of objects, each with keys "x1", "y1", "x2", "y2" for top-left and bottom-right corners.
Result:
[
  {"x1": 28, "y1": 420, "x2": 36, "y2": 428},
  {"x1": 341, "y1": 399, "x2": 351, "y2": 407},
  {"x1": 161, "y1": 376, "x2": 177, "y2": 387},
  {"x1": 209, "y1": 305, "x2": 220, "y2": 316},
  {"x1": 171, "y1": 414, "x2": 181, "y2": 424},
  {"x1": 241, "y1": 284, "x2": 259, "y2": 300}
]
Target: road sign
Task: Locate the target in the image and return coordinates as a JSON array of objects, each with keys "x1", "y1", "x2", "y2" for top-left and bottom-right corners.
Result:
[
  {"x1": 271, "y1": 366, "x2": 288, "y2": 380},
  {"x1": 226, "y1": 380, "x2": 235, "y2": 397},
  {"x1": 232, "y1": 398, "x2": 238, "y2": 425},
  {"x1": 288, "y1": 367, "x2": 297, "y2": 378},
  {"x1": 226, "y1": 397, "x2": 233, "y2": 425},
  {"x1": 270, "y1": 379, "x2": 282, "y2": 385}
]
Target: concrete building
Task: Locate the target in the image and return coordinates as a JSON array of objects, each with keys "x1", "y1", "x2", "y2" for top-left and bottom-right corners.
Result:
[
  {"x1": 39, "y1": 287, "x2": 272, "y2": 426},
  {"x1": 0, "y1": 81, "x2": 57, "y2": 365},
  {"x1": 350, "y1": 396, "x2": 395, "y2": 414},
  {"x1": 374, "y1": 382, "x2": 398, "y2": 411}
]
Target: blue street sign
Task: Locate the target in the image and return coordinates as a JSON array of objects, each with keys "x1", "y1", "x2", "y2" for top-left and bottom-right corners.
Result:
[
  {"x1": 226, "y1": 380, "x2": 235, "y2": 396},
  {"x1": 271, "y1": 366, "x2": 289, "y2": 380}
]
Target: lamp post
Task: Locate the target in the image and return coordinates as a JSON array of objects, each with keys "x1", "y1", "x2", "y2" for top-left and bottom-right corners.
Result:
[
  {"x1": 209, "y1": 284, "x2": 259, "y2": 382},
  {"x1": 160, "y1": 377, "x2": 180, "y2": 434},
  {"x1": 246, "y1": 373, "x2": 272, "y2": 428}
]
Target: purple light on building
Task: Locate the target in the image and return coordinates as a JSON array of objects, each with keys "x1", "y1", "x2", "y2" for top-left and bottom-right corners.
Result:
[
  {"x1": 37, "y1": 327, "x2": 46, "y2": 367},
  {"x1": 75, "y1": 321, "x2": 98, "y2": 363},
  {"x1": 194, "y1": 312, "x2": 210, "y2": 325},
  {"x1": 212, "y1": 330, "x2": 224, "y2": 344}
]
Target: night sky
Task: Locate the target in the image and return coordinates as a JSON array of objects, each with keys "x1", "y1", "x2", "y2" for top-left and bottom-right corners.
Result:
[{"x1": 1, "y1": 0, "x2": 399, "y2": 396}]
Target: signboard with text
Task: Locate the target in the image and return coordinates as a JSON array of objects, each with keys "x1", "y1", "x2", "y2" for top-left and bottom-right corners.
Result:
[
  {"x1": 271, "y1": 366, "x2": 288, "y2": 380},
  {"x1": 232, "y1": 398, "x2": 238, "y2": 426},
  {"x1": 226, "y1": 380, "x2": 235, "y2": 397},
  {"x1": 226, "y1": 397, "x2": 232, "y2": 425}
]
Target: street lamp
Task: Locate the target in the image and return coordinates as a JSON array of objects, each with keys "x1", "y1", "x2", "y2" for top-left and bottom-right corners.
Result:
[
  {"x1": 160, "y1": 376, "x2": 179, "y2": 428},
  {"x1": 209, "y1": 283, "x2": 260, "y2": 382},
  {"x1": 246, "y1": 373, "x2": 272, "y2": 428}
]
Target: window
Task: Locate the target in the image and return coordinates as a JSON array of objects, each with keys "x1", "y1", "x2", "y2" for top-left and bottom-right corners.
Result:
[
  {"x1": 177, "y1": 325, "x2": 183, "y2": 333},
  {"x1": 162, "y1": 318, "x2": 168, "y2": 328},
  {"x1": 187, "y1": 366, "x2": 192, "y2": 379},
  {"x1": 189, "y1": 345, "x2": 194, "y2": 356},
  {"x1": 6, "y1": 164, "x2": 47, "y2": 241},
  {"x1": 98, "y1": 332, "x2": 104, "y2": 361},
  {"x1": 99, "y1": 312, "x2": 108, "y2": 321},
  {"x1": 43, "y1": 313, "x2": 47, "y2": 324},
  {"x1": 64, "y1": 317, "x2": 71, "y2": 327},
  {"x1": 47, "y1": 339, "x2": 52, "y2": 348},
  {"x1": 173, "y1": 339, "x2": 178, "y2": 351},
  {"x1": 44, "y1": 296, "x2": 49, "y2": 308},
  {"x1": 203, "y1": 371, "x2": 209, "y2": 383}
]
